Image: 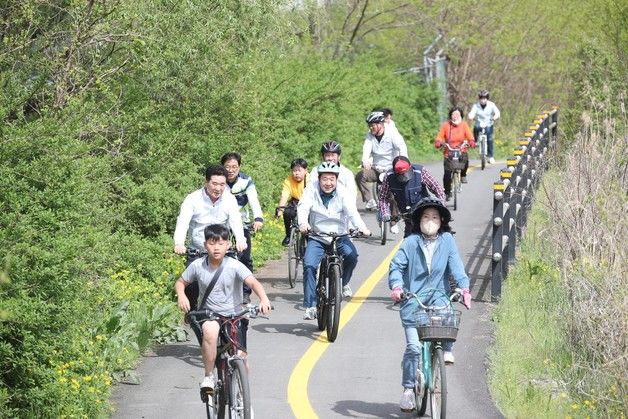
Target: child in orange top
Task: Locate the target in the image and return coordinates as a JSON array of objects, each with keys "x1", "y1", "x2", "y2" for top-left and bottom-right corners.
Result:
[
  {"x1": 434, "y1": 107, "x2": 476, "y2": 198},
  {"x1": 275, "y1": 158, "x2": 309, "y2": 245}
]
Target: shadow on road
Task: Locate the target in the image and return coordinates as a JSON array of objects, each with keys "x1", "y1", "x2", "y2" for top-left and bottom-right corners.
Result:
[
  {"x1": 463, "y1": 219, "x2": 493, "y2": 302},
  {"x1": 332, "y1": 399, "x2": 420, "y2": 418},
  {"x1": 250, "y1": 322, "x2": 321, "y2": 341}
]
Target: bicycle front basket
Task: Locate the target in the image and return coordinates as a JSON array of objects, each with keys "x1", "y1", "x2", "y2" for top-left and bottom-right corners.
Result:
[
  {"x1": 416, "y1": 309, "x2": 461, "y2": 342},
  {"x1": 446, "y1": 151, "x2": 466, "y2": 171}
]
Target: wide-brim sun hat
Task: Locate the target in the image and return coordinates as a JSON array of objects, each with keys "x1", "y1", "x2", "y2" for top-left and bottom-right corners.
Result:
[{"x1": 411, "y1": 197, "x2": 451, "y2": 224}]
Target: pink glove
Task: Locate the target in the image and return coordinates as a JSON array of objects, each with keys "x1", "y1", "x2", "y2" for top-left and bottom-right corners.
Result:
[
  {"x1": 391, "y1": 287, "x2": 403, "y2": 302},
  {"x1": 434, "y1": 140, "x2": 442, "y2": 149},
  {"x1": 462, "y1": 288, "x2": 471, "y2": 309},
  {"x1": 468, "y1": 140, "x2": 476, "y2": 149}
]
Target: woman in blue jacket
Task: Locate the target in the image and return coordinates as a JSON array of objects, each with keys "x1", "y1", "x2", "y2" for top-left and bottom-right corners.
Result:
[{"x1": 388, "y1": 197, "x2": 471, "y2": 412}]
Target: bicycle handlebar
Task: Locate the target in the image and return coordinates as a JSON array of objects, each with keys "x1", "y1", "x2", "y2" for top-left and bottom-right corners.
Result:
[
  {"x1": 400, "y1": 288, "x2": 462, "y2": 310},
  {"x1": 306, "y1": 230, "x2": 371, "y2": 239},
  {"x1": 443, "y1": 142, "x2": 469, "y2": 151},
  {"x1": 185, "y1": 305, "x2": 274, "y2": 323}
]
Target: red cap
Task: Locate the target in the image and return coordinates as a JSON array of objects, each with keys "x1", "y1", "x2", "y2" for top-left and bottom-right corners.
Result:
[{"x1": 393, "y1": 159, "x2": 411, "y2": 174}]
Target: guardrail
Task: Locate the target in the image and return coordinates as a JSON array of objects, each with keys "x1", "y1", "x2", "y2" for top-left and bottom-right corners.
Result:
[{"x1": 491, "y1": 106, "x2": 559, "y2": 301}]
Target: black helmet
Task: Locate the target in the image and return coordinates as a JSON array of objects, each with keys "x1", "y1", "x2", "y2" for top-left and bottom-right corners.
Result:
[
  {"x1": 366, "y1": 111, "x2": 385, "y2": 124},
  {"x1": 321, "y1": 140, "x2": 341, "y2": 155},
  {"x1": 478, "y1": 89, "x2": 490, "y2": 99},
  {"x1": 410, "y1": 197, "x2": 451, "y2": 225}
]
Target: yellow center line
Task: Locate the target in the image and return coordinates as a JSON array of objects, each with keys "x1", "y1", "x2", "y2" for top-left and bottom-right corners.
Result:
[{"x1": 287, "y1": 242, "x2": 402, "y2": 419}]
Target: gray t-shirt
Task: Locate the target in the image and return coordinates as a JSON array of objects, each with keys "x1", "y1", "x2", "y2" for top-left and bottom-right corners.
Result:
[{"x1": 182, "y1": 256, "x2": 252, "y2": 315}]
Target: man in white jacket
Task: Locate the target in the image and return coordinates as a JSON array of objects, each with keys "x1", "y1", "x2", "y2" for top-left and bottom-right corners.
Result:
[
  {"x1": 298, "y1": 162, "x2": 371, "y2": 320},
  {"x1": 356, "y1": 111, "x2": 408, "y2": 211},
  {"x1": 173, "y1": 165, "x2": 246, "y2": 258},
  {"x1": 468, "y1": 89, "x2": 500, "y2": 164}
]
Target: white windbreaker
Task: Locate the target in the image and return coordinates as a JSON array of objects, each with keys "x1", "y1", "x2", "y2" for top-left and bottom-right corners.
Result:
[
  {"x1": 297, "y1": 184, "x2": 367, "y2": 245},
  {"x1": 361, "y1": 127, "x2": 408, "y2": 172},
  {"x1": 468, "y1": 100, "x2": 500, "y2": 128},
  {"x1": 173, "y1": 187, "x2": 245, "y2": 250}
]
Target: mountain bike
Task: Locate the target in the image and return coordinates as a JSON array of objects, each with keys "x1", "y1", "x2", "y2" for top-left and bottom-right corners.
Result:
[
  {"x1": 477, "y1": 127, "x2": 488, "y2": 170},
  {"x1": 276, "y1": 206, "x2": 306, "y2": 288},
  {"x1": 372, "y1": 182, "x2": 389, "y2": 245},
  {"x1": 444, "y1": 143, "x2": 467, "y2": 212},
  {"x1": 186, "y1": 306, "x2": 269, "y2": 419},
  {"x1": 403, "y1": 288, "x2": 462, "y2": 419},
  {"x1": 308, "y1": 230, "x2": 369, "y2": 342}
]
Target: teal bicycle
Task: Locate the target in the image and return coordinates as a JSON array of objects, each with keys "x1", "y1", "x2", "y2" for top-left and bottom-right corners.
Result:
[{"x1": 404, "y1": 288, "x2": 462, "y2": 419}]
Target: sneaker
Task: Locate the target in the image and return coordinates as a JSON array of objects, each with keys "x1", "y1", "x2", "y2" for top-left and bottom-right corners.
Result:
[
  {"x1": 445, "y1": 193, "x2": 452, "y2": 201},
  {"x1": 400, "y1": 388, "x2": 416, "y2": 412},
  {"x1": 461, "y1": 176, "x2": 468, "y2": 184},
  {"x1": 282, "y1": 236, "x2": 290, "y2": 246},
  {"x1": 489, "y1": 157, "x2": 495, "y2": 164},
  {"x1": 390, "y1": 224, "x2": 400, "y2": 234},
  {"x1": 444, "y1": 351, "x2": 455, "y2": 364},
  {"x1": 200, "y1": 375, "x2": 215, "y2": 394},
  {"x1": 303, "y1": 307, "x2": 317, "y2": 320},
  {"x1": 365, "y1": 199, "x2": 378, "y2": 210},
  {"x1": 342, "y1": 285, "x2": 352, "y2": 298}
]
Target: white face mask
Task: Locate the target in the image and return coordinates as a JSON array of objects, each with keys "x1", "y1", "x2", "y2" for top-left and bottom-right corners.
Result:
[{"x1": 420, "y1": 220, "x2": 440, "y2": 236}]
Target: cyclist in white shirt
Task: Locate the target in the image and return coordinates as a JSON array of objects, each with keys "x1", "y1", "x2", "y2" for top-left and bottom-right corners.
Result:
[
  {"x1": 468, "y1": 89, "x2": 500, "y2": 164},
  {"x1": 173, "y1": 165, "x2": 247, "y2": 310},
  {"x1": 173, "y1": 165, "x2": 246, "y2": 257},
  {"x1": 308, "y1": 140, "x2": 357, "y2": 198},
  {"x1": 298, "y1": 162, "x2": 371, "y2": 320},
  {"x1": 356, "y1": 111, "x2": 408, "y2": 211}
]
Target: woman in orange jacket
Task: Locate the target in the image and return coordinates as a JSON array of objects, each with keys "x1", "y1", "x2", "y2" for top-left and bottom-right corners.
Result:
[{"x1": 434, "y1": 107, "x2": 476, "y2": 199}]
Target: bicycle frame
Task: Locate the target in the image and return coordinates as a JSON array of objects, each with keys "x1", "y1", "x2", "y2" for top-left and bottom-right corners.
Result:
[{"x1": 187, "y1": 308, "x2": 257, "y2": 419}]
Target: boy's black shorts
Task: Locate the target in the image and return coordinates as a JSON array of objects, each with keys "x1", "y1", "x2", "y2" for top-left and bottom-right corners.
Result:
[{"x1": 190, "y1": 315, "x2": 249, "y2": 351}]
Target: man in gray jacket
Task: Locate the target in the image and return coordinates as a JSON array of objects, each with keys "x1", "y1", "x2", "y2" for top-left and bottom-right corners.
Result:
[{"x1": 298, "y1": 162, "x2": 371, "y2": 320}]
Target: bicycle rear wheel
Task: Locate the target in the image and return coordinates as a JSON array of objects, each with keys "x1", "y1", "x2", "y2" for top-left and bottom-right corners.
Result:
[
  {"x1": 287, "y1": 228, "x2": 298, "y2": 288},
  {"x1": 430, "y1": 347, "x2": 447, "y2": 419},
  {"x1": 228, "y1": 358, "x2": 251, "y2": 419},
  {"x1": 316, "y1": 266, "x2": 327, "y2": 331},
  {"x1": 325, "y1": 264, "x2": 342, "y2": 342}
]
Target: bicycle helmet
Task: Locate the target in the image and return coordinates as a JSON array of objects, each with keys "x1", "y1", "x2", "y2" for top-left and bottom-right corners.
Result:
[
  {"x1": 321, "y1": 140, "x2": 342, "y2": 155},
  {"x1": 366, "y1": 111, "x2": 385, "y2": 124},
  {"x1": 478, "y1": 89, "x2": 490, "y2": 99},
  {"x1": 316, "y1": 161, "x2": 340, "y2": 176},
  {"x1": 410, "y1": 197, "x2": 451, "y2": 225}
]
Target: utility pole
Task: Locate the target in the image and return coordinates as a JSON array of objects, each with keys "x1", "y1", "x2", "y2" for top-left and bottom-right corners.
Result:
[{"x1": 396, "y1": 33, "x2": 455, "y2": 122}]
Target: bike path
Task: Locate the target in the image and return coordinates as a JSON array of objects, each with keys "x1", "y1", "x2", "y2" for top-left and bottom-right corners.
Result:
[{"x1": 111, "y1": 160, "x2": 503, "y2": 418}]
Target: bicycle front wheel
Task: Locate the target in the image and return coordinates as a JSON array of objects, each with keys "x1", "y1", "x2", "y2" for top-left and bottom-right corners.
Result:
[
  {"x1": 287, "y1": 228, "x2": 298, "y2": 288},
  {"x1": 325, "y1": 264, "x2": 342, "y2": 342},
  {"x1": 430, "y1": 347, "x2": 447, "y2": 419},
  {"x1": 380, "y1": 219, "x2": 387, "y2": 245},
  {"x1": 452, "y1": 172, "x2": 459, "y2": 211},
  {"x1": 316, "y1": 267, "x2": 327, "y2": 331},
  {"x1": 229, "y1": 358, "x2": 251, "y2": 419}
]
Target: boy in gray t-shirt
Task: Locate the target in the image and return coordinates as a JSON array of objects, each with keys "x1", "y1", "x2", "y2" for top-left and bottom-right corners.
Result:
[{"x1": 174, "y1": 224, "x2": 271, "y2": 392}]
